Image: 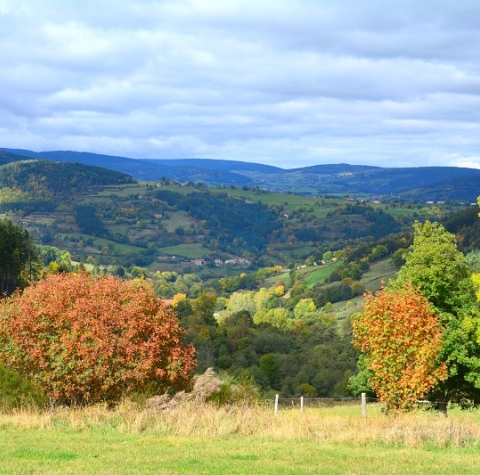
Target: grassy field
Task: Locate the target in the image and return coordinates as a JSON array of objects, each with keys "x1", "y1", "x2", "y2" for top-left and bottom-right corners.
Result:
[
  {"x1": 304, "y1": 261, "x2": 343, "y2": 287},
  {"x1": 1, "y1": 403, "x2": 480, "y2": 474},
  {"x1": 158, "y1": 243, "x2": 207, "y2": 259},
  {"x1": 362, "y1": 258, "x2": 398, "y2": 292},
  {"x1": 58, "y1": 233, "x2": 144, "y2": 255}
]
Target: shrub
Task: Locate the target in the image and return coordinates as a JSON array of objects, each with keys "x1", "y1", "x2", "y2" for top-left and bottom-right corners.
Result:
[{"x1": 0, "y1": 273, "x2": 196, "y2": 406}]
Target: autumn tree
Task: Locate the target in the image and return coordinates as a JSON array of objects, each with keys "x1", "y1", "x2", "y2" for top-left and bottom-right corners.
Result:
[
  {"x1": 352, "y1": 284, "x2": 447, "y2": 412},
  {"x1": 0, "y1": 273, "x2": 196, "y2": 405}
]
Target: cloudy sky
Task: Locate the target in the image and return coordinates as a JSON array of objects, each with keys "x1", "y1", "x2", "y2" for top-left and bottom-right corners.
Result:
[{"x1": 1, "y1": 0, "x2": 480, "y2": 169}]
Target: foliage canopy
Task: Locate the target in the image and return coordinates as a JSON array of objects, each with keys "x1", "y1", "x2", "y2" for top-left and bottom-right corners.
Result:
[
  {"x1": 352, "y1": 284, "x2": 447, "y2": 412},
  {"x1": 0, "y1": 273, "x2": 196, "y2": 405}
]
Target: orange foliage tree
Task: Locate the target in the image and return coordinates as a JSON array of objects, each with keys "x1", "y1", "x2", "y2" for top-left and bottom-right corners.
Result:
[
  {"x1": 352, "y1": 284, "x2": 447, "y2": 412},
  {"x1": 0, "y1": 273, "x2": 196, "y2": 405}
]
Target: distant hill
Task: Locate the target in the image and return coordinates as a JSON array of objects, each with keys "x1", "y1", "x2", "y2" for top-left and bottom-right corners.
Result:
[
  {"x1": 1, "y1": 147, "x2": 480, "y2": 201},
  {"x1": 291, "y1": 163, "x2": 379, "y2": 174},
  {"x1": 149, "y1": 158, "x2": 283, "y2": 174},
  {"x1": 0, "y1": 159, "x2": 134, "y2": 193},
  {"x1": 0, "y1": 149, "x2": 260, "y2": 186},
  {"x1": 0, "y1": 150, "x2": 33, "y2": 166},
  {"x1": 0, "y1": 159, "x2": 135, "y2": 213}
]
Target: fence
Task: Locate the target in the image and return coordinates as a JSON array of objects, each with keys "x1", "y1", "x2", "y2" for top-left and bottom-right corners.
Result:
[
  {"x1": 271, "y1": 393, "x2": 374, "y2": 417},
  {"x1": 270, "y1": 394, "x2": 480, "y2": 415}
]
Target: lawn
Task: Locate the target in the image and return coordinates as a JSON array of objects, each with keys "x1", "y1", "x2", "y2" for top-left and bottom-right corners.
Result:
[{"x1": 1, "y1": 403, "x2": 480, "y2": 474}]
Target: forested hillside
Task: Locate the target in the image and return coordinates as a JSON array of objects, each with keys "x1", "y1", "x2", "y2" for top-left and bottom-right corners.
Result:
[{"x1": 0, "y1": 159, "x2": 135, "y2": 213}]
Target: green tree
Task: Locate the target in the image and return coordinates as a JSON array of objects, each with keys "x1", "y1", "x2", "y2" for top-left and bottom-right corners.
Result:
[
  {"x1": 0, "y1": 219, "x2": 41, "y2": 295},
  {"x1": 253, "y1": 308, "x2": 292, "y2": 329},
  {"x1": 259, "y1": 353, "x2": 280, "y2": 388},
  {"x1": 394, "y1": 221, "x2": 480, "y2": 414}
]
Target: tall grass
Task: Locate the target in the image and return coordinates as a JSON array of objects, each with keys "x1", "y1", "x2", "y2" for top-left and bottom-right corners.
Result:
[{"x1": 2, "y1": 402, "x2": 480, "y2": 449}]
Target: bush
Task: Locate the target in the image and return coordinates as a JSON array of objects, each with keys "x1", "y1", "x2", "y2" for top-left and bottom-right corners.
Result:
[{"x1": 0, "y1": 273, "x2": 196, "y2": 406}]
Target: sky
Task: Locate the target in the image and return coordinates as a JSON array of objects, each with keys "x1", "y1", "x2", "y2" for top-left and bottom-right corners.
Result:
[{"x1": 1, "y1": 0, "x2": 480, "y2": 169}]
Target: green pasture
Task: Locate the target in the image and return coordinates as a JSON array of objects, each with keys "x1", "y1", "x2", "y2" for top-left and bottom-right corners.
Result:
[
  {"x1": 161, "y1": 211, "x2": 196, "y2": 233},
  {"x1": 1, "y1": 424, "x2": 479, "y2": 475},
  {"x1": 304, "y1": 261, "x2": 343, "y2": 287},
  {"x1": 362, "y1": 258, "x2": 397, "y2": 292},
  {"x1": 159, "y1": 243, "x2": 207, "y2": 259},
  {"x1": 93, "y1": 183, "x2": 151, "y2": 198},
  {"x1": 59, "y1": 233, "x2": 144, "y2": 255}
]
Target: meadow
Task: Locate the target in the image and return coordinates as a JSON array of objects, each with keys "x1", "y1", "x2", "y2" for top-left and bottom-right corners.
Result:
[{"x1": 2, "y1": 402, "x2": 480, "y2": 474}]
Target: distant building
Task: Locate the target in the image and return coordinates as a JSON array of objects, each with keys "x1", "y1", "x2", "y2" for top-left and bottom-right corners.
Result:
[{"x1": 225, "y1": 258, "x2": 252, "y2": 266}]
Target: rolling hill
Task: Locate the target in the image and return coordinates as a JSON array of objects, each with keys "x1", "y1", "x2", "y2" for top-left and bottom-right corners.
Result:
[{"x1": 2, "y1": 147, "x2": 480, "y2": 201}]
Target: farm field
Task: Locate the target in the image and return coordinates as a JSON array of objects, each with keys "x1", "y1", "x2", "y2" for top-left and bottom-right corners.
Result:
[
  {"x1": 304, "y1": 261, "x2": 343, "y2": 287},
  {"x1": 158, "y1": 243, "x2": 208, "y2": 259},
  {"x1": 362, "y1": 258, "x2": 398, "y2": 292},
  {"x1": 1, "y1": 403, "x2": 480, "y2": 474}
]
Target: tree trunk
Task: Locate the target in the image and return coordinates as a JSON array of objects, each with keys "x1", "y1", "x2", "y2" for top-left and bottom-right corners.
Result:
[{"x1": 437, "y1": 392, "x2": 448, "y2": 417}]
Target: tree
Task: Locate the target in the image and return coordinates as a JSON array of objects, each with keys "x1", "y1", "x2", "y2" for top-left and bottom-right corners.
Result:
[
  {"x1": 352, "y1": 284, "x2": 447, "y2": 412},
  {"x1": 0, "y1": 273, "x2": 196, "y2": 405},
  {"x1": 393, "y1": 220, "x2": 480, "y2": 414},
  {"x1": 0, "y1": 219, "x2": 41, "y2": 295},
  {"x1": 395, "y1": 221, "x2": 472, "y2": 314}
]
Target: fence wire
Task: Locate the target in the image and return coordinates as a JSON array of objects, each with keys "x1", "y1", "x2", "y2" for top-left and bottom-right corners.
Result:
[{"x1": 268, "y1": 396, "x2": 480, "y2": 411}]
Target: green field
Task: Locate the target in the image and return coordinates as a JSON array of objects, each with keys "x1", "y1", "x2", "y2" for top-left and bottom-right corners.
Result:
[
  {"x1": 304, "y1": 261, "x2": 343, "y2": 287},
  {"x1": 3, "y1": 431, "x2": 479, "y2": 475},
  {"x1": 362, "y1": 258, "x2": 398, "y2": 292},
  {"x1": 159, "y1": 243, "x2": 207, "y2": 259},
  {"x1": 1, "y1": 403, "x2": 480, "y2": 474},
  {"x1": 161, "y1": 211, "x2": 196, "y2": 233}
]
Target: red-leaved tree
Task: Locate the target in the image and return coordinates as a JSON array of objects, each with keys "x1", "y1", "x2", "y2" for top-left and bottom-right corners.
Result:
[
  {"x1": 352, "y1": 284, "x2": 447, "y2": 412},
  {"x1": 0, "y1": 273, "x2": 196, "y2": 405}
]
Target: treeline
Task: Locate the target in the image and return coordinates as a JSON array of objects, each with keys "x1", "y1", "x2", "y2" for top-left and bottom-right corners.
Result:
[
  {"x1": 441, "y1": 205, "x2": 480, "y2": 251},
  {"x1": 327, "y1": 204, "x2": 402, "y2": 240},
  {"x1": 0, "y1": 219, "x2": 41, "y2": 295},
  {"x1": 73, "y1": 205, "x2": 110, "y2": 239},
  {"x1": 155, "y1": 190, "x2": 282, "y2": 256}
]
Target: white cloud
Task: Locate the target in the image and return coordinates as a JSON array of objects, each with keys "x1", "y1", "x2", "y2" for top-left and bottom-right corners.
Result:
[{"x1": 0, "y1": 0, "x2": 479, "y2": 168}]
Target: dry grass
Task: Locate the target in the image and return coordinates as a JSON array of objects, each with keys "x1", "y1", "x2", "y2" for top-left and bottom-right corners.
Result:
[{"x1": 2, "y1": 402, "x2": 480, "y2": 449}]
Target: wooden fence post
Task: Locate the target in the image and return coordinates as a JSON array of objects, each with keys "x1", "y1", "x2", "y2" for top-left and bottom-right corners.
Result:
[
  {"x1": 361, "y1": 392, "x2": 367, "y2": 419},
  {"x1": 275, "y1": 394, "x2": 279, "y2": 415},
  {"x1": 300, "y1": 396, "x2": 304, "y2": 413}
]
